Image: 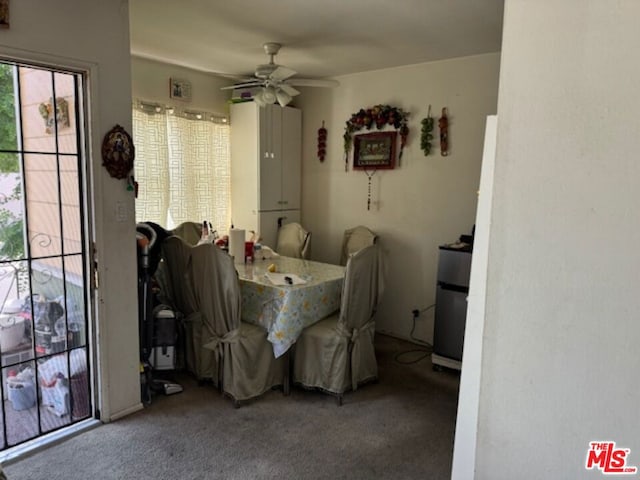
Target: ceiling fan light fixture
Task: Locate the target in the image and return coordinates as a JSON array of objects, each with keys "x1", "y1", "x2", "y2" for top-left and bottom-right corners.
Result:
[
  {"x1": 276, "y1": 89, "x2": 292, "y2": 107},
  {"x1": 253, "y1": 90, "x2": 267, "y2": 107},
  {"x1": 262, "y1": 86, "x2": 277, "y2": 104}
]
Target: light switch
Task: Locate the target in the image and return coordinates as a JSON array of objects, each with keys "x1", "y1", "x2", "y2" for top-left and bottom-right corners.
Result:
[{"x1": 116, "y1": 201, "x2": 127, "y2": 222}]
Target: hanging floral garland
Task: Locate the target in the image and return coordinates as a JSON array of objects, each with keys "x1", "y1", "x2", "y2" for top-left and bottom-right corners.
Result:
[{"x1": 343, "y1": 104, "x2": 409, "y2": 172}]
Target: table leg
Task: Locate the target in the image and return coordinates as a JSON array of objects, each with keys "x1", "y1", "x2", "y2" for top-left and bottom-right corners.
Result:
[{"x1": 283, "y1": 350, "x2": 291, "y2": 396}]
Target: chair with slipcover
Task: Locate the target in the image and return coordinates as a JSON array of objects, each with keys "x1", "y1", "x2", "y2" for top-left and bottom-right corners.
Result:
[
  {"x1": 171, "y1": 221, "x2": 203, "y2": 246},
  {"x1": 340, "y1": 225, "x2": 378, "y2": 266},
  {"x1": 190, "y1": 243, "x2": 286, "y2": 405},
  {"x1": 276, "y1": 222, "x2": 311, "y2": 259},
  {"x1": 157, "y1": 235, "x2": 212, "y2": 380},
  {"x1": 292, "y1": 244, "x2": 383, "y2": 405}
]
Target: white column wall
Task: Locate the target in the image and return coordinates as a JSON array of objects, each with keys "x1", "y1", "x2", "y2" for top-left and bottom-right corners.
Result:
[{"x1": 456, "y1": 1, "x2": 640, "y2": 478}]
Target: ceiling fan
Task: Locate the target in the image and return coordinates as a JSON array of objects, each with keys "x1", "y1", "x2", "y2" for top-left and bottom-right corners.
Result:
[{"x1": 221, "y1": 42, "x2": 339, "y2": 107}]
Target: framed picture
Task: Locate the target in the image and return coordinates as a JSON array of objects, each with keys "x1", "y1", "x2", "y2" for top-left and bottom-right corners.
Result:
[
  {"x1": 0, "y1": 0, "x2": 9, "y2": 28},
  {"x1": 169, "y1": 78, "x2": 192, "y2": 101},
  {"x1": 353, "y1": 131, "x2": 397, "y2": 170}
]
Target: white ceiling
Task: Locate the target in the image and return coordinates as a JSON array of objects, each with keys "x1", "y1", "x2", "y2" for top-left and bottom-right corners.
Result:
[{"x1": 129, "y1": 0, "x2": 504, "y2": 81}]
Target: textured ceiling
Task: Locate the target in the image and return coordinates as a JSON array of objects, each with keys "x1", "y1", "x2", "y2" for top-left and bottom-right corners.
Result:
[{"x1": 129, "y1": 0, "x2": 504, "y2": 81}]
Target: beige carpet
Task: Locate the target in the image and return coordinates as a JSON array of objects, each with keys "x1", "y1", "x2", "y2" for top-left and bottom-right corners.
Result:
[{"x1": 2, "y1": 335, "x2": 460, "y2": 479}]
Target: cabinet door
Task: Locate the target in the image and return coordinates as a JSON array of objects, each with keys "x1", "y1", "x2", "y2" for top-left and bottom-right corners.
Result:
[
  {"x1": 231, "y1": 102, "x2": 260, "y2": 227},
  {"x1": 259, "y1": 105, "x2": 283, "y2": 211},
  {"x1": 280, "y1": 107, "x2": 301, "y2": 210}
]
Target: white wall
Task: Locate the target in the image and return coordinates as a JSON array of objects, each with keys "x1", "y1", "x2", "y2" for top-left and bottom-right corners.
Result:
[
  {"x1": 131, "y1": 56, "x2": 231, "y2": 115},
  {"x1": 451, "y1": 115, "x2": 496, "y2": 479},
  {"x1": 0, "y1": 1, "x2": 139, "y2": 421},
  {"x1": 296, "y1": 54, "x2": 500, "y2": 342},
  {"x1": 456, "y1": 1, "x2": 640, "y2": 478}
]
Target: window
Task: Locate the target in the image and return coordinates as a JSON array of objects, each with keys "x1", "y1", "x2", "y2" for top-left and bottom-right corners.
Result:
[{"x1": 132, "y1": 103, "x2": 231, "y2": 233}]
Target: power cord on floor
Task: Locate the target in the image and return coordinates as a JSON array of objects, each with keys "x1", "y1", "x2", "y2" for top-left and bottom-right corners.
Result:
[{"x1": 394, "y1": 304, "x2": 435, "y2": 365}]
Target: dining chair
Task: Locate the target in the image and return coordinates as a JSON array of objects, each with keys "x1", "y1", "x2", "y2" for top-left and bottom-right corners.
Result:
[
  {"x1": 170, "y1": 221, "x2": 203, "y2": 246},
  {"x1": 292, "y1": 244, "x2": 383, "y2": 405},
  {"x1": 190, "y1": 243, "x2": 286, "y2": 406},
  {"x1": 276, "y1": 222, "x2": 311, "y2": 259},
  {"x1": 340, "y1": 225, "x2": 378, "y2": 266},
  {"x1": 156, "y1": 235, "x2": 210, "y2": 380}
]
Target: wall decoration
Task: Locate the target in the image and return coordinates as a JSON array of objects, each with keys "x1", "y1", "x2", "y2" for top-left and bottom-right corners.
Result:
[
  {"x1": 101, "y1": 125, "x2": 135, "y2": 180},
  {"x1": 169, "y1": 78, "x2": 192, "y2": 101},
  {"x1": 0, "y1": 0, "x2": 8, "y2": 28},
  {"x1": 439, "y1": 107, "x2": 449, "y2": 156},
  {"x1": 420, "y1": 105, "x2": 434, "y2": 156},
  {"x1": 353, "y1": 131, "x2": 397, "y2": 170},
  {"x1": 317, "y1": 121, "x2": 327, "y2": 162},
  {"x1": 343, "y1": 104, "x2": 409, "y2": 172},
  {"x1": 38, "y1": 97, "x2": 70, "y2": 135}
]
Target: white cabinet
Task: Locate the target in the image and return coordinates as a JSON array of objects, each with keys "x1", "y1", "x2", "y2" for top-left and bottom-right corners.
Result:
[{"x1": 230, "y1": 102, "x2": 302, "y2": 248}]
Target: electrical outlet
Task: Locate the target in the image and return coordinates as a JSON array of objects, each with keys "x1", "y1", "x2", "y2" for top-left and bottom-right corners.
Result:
[{"x1": 412, "y1": 309, "x2": 420, "y2": 318}]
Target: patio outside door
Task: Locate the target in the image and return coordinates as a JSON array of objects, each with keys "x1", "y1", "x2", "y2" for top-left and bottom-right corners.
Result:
[{"x1": 0, "y1": 60, "x2": 94, "y2": 450}]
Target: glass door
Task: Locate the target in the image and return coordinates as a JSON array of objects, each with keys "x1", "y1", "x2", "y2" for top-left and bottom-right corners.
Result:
[{"x1": 0, "y1": 60, "x2": 93, "y2": 450}]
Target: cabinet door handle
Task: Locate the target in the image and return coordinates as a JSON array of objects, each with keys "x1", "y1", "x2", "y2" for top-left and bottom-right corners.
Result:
[
  {"x1": 271, "y1": 152, "x2": 275, "y2": 158},
  {"x1": 282, "y1": 200, "x2": 288, "y2": 205},
  {"x1": 264, "y1": 152, "x2": 269, "y2": 158}
]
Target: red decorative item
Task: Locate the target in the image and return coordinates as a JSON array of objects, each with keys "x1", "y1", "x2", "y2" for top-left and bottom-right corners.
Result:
[
  {"x1": 439, "y1": 107, "x2": 449, "y2": 156},
  {"x1": 317, "y1": 121, "x2": 327, "y2": 162}
]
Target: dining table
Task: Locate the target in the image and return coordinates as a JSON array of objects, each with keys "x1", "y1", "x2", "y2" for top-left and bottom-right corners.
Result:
[{"x1": 236, "y1": 256, "x2": 345, "y2": 359}]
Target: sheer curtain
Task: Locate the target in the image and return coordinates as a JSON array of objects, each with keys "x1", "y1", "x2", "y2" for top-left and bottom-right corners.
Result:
[{"x1": 133, "y1": 105, "x2": 231, "y2": 233}]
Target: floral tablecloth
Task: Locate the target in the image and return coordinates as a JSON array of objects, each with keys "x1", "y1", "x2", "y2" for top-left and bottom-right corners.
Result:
[{"x1": 237, "y1": 257, "x2": 345, "y2": 358}]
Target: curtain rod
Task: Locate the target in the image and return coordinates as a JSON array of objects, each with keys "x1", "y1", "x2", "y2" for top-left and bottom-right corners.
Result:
[{"x1": 133, "y1": 99, "x2": 229, "y2": 125}]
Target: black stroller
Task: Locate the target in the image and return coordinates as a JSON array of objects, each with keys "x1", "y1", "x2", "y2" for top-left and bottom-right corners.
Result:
[{"x1": 136, "y1": 222, "x2": 183, "y2": 404}]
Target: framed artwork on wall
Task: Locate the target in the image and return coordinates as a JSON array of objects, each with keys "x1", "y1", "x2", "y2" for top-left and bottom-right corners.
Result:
[
  {"x1": 353, "y1": 131, "x2": 397, "y2": 170},
  {"x1": 169, "y1": 78, "x2": 192, "y2": 101},
  {"x1": 0, "y1": 0, "x2": 9, "y2": 28}
]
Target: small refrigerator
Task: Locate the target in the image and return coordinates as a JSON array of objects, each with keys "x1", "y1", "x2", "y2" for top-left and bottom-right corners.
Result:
[{"x1": 432, "y1": 244, "x2": 472, "y2": 371}]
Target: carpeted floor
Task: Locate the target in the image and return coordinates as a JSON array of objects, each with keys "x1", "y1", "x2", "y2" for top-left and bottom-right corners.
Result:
[{"x1": 2, "y1": 335, "x2": 460, "y2": 480}]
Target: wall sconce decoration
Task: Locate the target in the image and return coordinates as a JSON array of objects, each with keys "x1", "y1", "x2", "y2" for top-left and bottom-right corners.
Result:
[
  {"x1": 38, "y1": 97, "x2": 70, "y2": 135},
  {"x1": 420, "y1": 105, "x2": 434, "y2": 156},
  {"x1": 317, "y1": 121, "x2": 327, "y2": 162},
  {"x1": 101, "y1": 125, "x2": 135, "y2": 180},
  {"x1": 439, "y1": 107, "x2": 449, "y2": 156}
]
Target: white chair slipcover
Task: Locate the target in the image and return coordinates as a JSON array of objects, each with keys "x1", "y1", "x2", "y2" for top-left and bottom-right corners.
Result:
[
  {"x1": 293, "y1": 244, "x2": 383, "y2": 404},
  {"x1": 190, "y1": 243, "x2": 286, "y2": 404},
  {"x1": 276, "y1": 222, "x2": 311, "y2": 259},
  {"x1": 340, "y1": 225, "x2": 378, "y2": 266},
  {"x1": 157, "y1": 236, "x2": 206, "y2": 379},
  {"x1": 171, "y1": 221, "x2": 203, "y2": 246}
]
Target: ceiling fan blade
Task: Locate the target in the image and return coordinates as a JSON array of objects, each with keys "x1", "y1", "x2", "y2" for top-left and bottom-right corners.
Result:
[
  {"x1": 286, "y1": 78, "x2": 340, "y2": 88},
  {"x1": 220, "y1": 80, "x2": 264, "y2": 91},
  {"x1": 279, "y1": 84, "x2": 300, "y2": 97},
  {"x1": 270, "y1": 66, "x2": 297, "y2": 82}
]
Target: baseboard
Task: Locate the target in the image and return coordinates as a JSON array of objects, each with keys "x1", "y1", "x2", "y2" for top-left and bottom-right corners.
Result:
[
  {"x1": 431, "y1": 353, "x2": 462, "y2": 371},
  {"x1": 108, "y1": 402, "x2": 144, "y2": 422}
]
